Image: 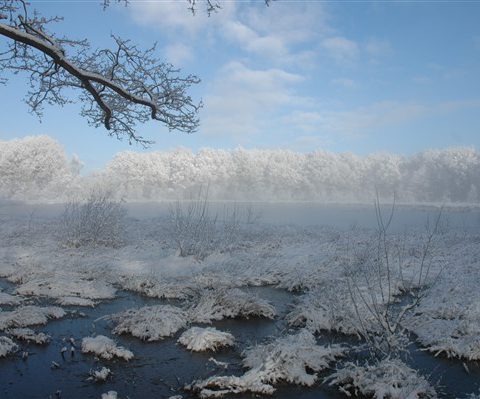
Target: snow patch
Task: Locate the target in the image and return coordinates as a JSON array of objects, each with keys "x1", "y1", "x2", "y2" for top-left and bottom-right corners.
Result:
[
  {"x1": 16, "y1": 275, "x2": 116, "y2": 302},
  {"x1": 0, "y1": 306, "x2": 65, "y2": 330},
  {"x1": 101, "y1": 391, "x2": 118, "y2": 399},
  {"x1": 187, "y1": 330, "x2": 344, "y2": 397},
  {"x1": 190, "y1": 288, "x2": 276, "y2": 324},
  {"x1": 89, "y1": 366, "x2": 111, "y2": 382},
  {"x1": 7, "y1": 328, "x2": 50, "y2": 344},
  {"x1": 0, "y1": 336, "x2": 18, "y2": 357},
  {"x1": 328, "y1": 358, "x2": 436, "y2": 399},
  {"x1": 0, "y1": 291, "x2": 23, "y2": 306},
  {"x1": 81, "y1": 335, "x2": 133, "y2": 361},
  {"x1": 111, "y1": 305, "x2": 188, "y2": 341},
  {"x1": 178, "y1": 327, "x2": 234, "y2": 352}
]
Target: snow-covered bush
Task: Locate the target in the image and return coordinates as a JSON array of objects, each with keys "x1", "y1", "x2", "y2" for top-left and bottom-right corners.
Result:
[
  {"x1": 81, "y1": 335, "x2": 133, "y2": 361},
  {"x1": 89, "y1": 367, "x2": 112, "y2": 382},
  {"x1": 0, "y1": 306, "x2": 65, "y2": 330},
  {"x1": 7, "y1": 328, "x2": 50, "y2": 344},
  {"x1": 187, "y1": 330, "x2": 345, "y2": 397},
  {"x1": 110, "y1": 305, "x2": 189, "y2": 341},
  {"x1": 168, "y1": 193, "x2": 218, "y2": 260},
  {"x1": 16, "y1": 274, "x2": 116, "y2": 304},
  {"x1": 0, "y1": 336, "x2": 18, "y2": 357},
  {"x1": 61, "y1": 190, "x2": 126, "y2": 247},
  {"x1": 189, "y1": 288, "x2": 276, "y2": 323},
  {"x1": 101, "y1": 391, "x2": 118, "y2": 399},
  {"x1": 343, "y1": 198, "x2": 443, "y2": 358},
  {"x1": 178, "y1": 327, "x2": 234, "y2": 352},
  {"x1": 328, "y1": 358, "x2": 436, "y2": 399}
]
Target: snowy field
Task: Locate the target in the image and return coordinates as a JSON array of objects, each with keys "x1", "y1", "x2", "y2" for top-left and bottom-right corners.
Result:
[{"x1": 0, "y1": 201, "x2": 479, "y2": 399}]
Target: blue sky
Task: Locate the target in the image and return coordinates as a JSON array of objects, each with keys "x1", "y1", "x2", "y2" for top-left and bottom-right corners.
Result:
[{"x1": 1, "y1": 0, "x2": 479, "y2": 171}]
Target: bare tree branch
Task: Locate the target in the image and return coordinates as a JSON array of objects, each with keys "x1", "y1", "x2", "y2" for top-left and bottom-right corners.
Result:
[{"x1": 0, "y1": 0, "x2": 203, "y2": 145}]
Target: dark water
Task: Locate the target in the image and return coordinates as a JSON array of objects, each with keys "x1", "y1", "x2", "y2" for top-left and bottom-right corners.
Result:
[{"x1": 1, "y1": 285, "x2": 479, "y2": 399}]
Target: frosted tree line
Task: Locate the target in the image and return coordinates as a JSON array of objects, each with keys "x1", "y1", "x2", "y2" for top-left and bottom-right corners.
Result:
[{"x1": 1, "y1": 135, "x2": 479, "y2": 203}]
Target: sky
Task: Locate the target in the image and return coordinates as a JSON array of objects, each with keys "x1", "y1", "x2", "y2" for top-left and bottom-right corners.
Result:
[{"x1": 0, "y1": 0, "x2": 479, "y2": 171}]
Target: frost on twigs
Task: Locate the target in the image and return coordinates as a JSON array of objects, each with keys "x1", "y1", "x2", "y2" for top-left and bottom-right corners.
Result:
[
  {"x1": 178, "y1": 327, "x2": 234, "y2": 352},
  {"x1": 61, "y1": 191, "x2": 126, "y2": 248},
  {"x1": 7, "y1": 328, "x2": 50, "y2": 344},
  {"x1": 110, "y1": 305, "x2": 189, "y2": 341},
  {"x1": 0, "y1": 336, "x2": 18, "y2": 358},
  {"x1": 101, "y1": 391, "x2": 118, "y2": 399},
  {"x1": 0, "y1": 306, "x2": 66, "y2": 330},
  {"x1": 189, "y1": 288, "x2": 276, "y2": 324},
  {"x1": 81, "y1": 335, "x2": 133, "y2": 361},
  {"x1": 187, "y1": 330, "x2": 345, "y2": 398},
  {"x1": 328, "y1": 358, "x2": 437, "y2": 399}
]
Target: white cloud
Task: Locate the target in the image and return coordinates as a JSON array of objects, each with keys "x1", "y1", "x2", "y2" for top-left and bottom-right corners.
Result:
[
  {"x1": 128, "y1": 1, "x2": 328, "y2": 67},
  {"x1": 164, "y1": 43, "x2": 193, "y2": 65},
  {"x1": 283, "y1": 100, "x2": 480, "y2": 139},
  {"x1": 201, "y1": 61, "x2": 309, "y2": 137},
  {"x1": 322, "y1": 36, "x2": 359, "y2": 64},
  {"x1": 283, "y1": 102, "x2": 428, "y2": 137},
  {"x1": 128, "y1": 1, "x2": 234, "y2": 35}
]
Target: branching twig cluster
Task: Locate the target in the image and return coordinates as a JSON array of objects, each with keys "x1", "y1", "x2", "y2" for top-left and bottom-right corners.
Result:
[
  {"x1": 0, "y1": 0, "x2": 202, "y2": 144},
  {"x1": 345, "y1": 193, "x2": 444, "y2": 358},
  {"x1": 61, "y1": 190, "x2": 126, "y2": 247}
]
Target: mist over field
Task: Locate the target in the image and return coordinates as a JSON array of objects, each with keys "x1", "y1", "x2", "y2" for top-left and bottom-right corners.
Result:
[{"x1": 1, "y1": 135, "x2": 480, "y2": 204}]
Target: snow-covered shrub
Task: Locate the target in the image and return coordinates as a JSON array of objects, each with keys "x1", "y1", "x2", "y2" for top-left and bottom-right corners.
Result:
[
  {"x1": 0, "y1": 291, "x2": 23, "y2": 306},
  {"x1": 168, "y1": 193, "x2": 218, "y2": 260},
  {"x1": 0, "y1": 336, "x2": 18, "y2": 357},
  {"x1": 0, "y1": 306, "x2": 65, "y2": 330},
  {"x1": 286, "y1": 281, "x2": 374, "y2": 336},
  {"x1": 343, "y1": 199, "x2": 443, "y2": 358},
  {"x1": 178, "y1": 327, "x2": 234, "y2": 352},
  {"x1": 408, "y1": 314, "x2": 480, "y2": 361},
  {"x1": 101, "y1": 391, "x2": 118, "y2": 399},
  {"x1": 81, "y1": 335, "x2": 133, "y2": 361},
  {"x1": 16, "y1": 274, "x2": 116, "y2": 304},
  {"x1": 328, "y1": 358, "x2": 436, "y2": 399},
  {"x1": 110, "y1": 305, "x2": 189, "y2": 341},
  {"x1": 189, "y1": 288, "x2": 276, "y2": 323},
  {"x1": 187, "y1": 330, "x2": 345, "y2": 398},
  {"x1": 7, "y1": 328, "x2": 50, "y2": 344},
  {"x1": 61, "y1": 190, "x2": 126, "y2": 247},
  {"x1": 167, "y1": 190, "x2": 250, "y2": 260},
  {"x1": 89, "y1": 367, "x2": 112, "y2": 382}
]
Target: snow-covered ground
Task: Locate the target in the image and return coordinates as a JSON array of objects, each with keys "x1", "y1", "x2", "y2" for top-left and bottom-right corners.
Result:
[{"x1": 0, "y1": 202, "x2": 479, "y2": 398}]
